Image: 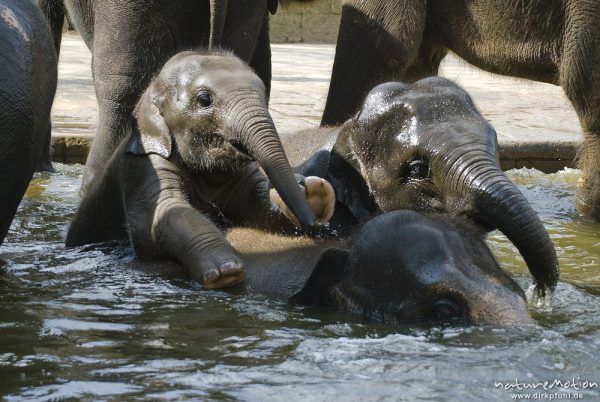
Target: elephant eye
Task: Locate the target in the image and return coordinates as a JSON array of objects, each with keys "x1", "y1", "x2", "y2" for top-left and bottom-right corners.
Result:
[
  {"x1": 409, "y1": 159, "x2": 429, "y2": 179},
  {"x1": 432, "y1": 297, "x2": 463, "y2": 321},
  {"x1": 402, "y1": 159, "x2": 430, "y2": 182},
  {"x1": 195, "y1": 90, "x2": 213, "y2": 108}
]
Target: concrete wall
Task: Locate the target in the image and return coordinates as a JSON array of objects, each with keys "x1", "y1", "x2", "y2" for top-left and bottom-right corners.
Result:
[{"x1": 270, "y1": 0, "x2": 343, "y2": 43}]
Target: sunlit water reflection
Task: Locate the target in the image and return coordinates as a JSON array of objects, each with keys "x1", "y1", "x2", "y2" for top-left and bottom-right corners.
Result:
[{"x1": 1, "y1": 165, "x2": 599, "y2": 401}]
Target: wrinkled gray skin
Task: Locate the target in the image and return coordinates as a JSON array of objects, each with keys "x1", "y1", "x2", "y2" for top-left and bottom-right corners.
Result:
[
  {"x1": 321, "y1": 0, "x2": 600, "y2": 221},
  {"x1": 288, "y1": 77, "x2": 559, "y2": 297},
  {"x1": 0, "y1": 0, "x2": 57, "y2": 246},
  {"x1": 227, "y1": 210, "x2": 531, "y2": 326},
  {"x1": 37, "y1": 0, "x2": 312, "y2": 192},
  {"x1": 66, "y1": 51, "x2": 321, "y2": 289}
]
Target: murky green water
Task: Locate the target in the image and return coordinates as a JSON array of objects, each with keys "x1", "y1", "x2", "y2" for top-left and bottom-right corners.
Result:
[{"x1": 1, "y1": 165, "x2": 599, "y2": 401}]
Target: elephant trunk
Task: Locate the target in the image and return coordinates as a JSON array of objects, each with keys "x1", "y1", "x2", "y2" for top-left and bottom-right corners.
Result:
[
  {"x1": 469, "y1": 285, "x2": 533, "y2": 325},
  {"x1": 229, "y1": 100, "x2": 317, "y2": 227},
  {"x1": 454, "y1": 156, "x2": 559, "y2": 297}
]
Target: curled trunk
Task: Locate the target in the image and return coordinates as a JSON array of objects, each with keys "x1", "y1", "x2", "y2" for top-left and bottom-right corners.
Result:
[{"x1": 459, "y1": 161, "x2": 559, "y2": 297}]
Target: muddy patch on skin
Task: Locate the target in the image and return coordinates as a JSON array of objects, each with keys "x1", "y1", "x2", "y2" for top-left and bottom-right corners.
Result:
[{"x1": 0, "y1": 5, "x2": 30, "y2": 43}]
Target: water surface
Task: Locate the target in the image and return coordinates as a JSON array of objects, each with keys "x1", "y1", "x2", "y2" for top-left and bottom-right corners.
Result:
[{"x1": 1, "y1": 166, "x2": 599, "y2": 401}]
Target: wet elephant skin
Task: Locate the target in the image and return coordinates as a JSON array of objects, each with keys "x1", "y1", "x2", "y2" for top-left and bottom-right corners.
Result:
[
  {"x1": 226, "y1": 210, "x2": 532, "y2": 326},
  {"x1": 287, "y1": 77, "x2": 559, "y2": 298},
  {"x1": 0, "y1": 0, "x2": 57, "y2": 246}
]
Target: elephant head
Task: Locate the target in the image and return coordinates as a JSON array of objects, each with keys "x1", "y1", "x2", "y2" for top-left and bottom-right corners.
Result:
[
  {"x1": 292, "y1": 210, "x2": 531, "y2": 325},
  {"x1": 127, "y1": 50, "x2": 316, "y2": 227},
  {"x1": 332, "y1": 77, "x2": 558, "y2": 297}
]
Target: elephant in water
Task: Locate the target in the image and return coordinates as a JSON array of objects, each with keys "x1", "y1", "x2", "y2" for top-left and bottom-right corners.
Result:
[
  {"x1": 226, "y1": 210, "x2": 532, "y2": 326},
  {"x1": 66, "y1": 50, "x2": 334, "y2": 289},
  {"x1": 38, "y1": 0, "x2": 314, "y2": 192},
  {"x1": 0, "y1": 0, "x2": 57, "y2": 247},
  {"x1": 285, "y1": 77, "x2": 559, "y2": 298},
  {"x1": 320, "y1": 0, "x2": 600, "y2": 222}
]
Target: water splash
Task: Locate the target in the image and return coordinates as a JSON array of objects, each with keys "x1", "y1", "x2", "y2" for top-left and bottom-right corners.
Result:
[{"x1": 526, "y1": 284, "x2": 554, "y2": 312}]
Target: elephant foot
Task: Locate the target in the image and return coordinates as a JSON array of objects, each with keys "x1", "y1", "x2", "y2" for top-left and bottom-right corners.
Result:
[
  {"x1": 201, "y1": 259, "x2": 246, "y2": 289},
  {"x1": 271, "y1": 175, "x2": 335, "y2": 226},
  {"x1": 302, "y1": 176, "x2": 336, "y2": 225},
  {"x1": 576, "y1": 176, "x2": 600, "y2": 221}
]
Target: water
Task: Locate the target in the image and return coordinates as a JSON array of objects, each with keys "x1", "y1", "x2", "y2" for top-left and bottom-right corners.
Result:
[{"x1": 1, "y1": 166, "x2": 599, "y2": 401}]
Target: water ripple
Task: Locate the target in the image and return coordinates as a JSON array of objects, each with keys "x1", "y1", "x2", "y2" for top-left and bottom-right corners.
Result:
[{"x1": 0, "y1": 166, "x2": 599, "y2": 401}]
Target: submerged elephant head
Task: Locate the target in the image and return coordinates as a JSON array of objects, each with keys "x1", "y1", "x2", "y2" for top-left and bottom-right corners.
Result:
[
  {"x1": 127, "y1": 50, "x2": 316, "y2": 227},
  {"x1": 332, "y1": 77, "x2": 558, "y2": 297},
  {"x1": 290, "y1": 210, "x2": 531, "y2": 325}
]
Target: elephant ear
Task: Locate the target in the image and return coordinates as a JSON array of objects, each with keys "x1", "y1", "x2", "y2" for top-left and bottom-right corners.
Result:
[
  {"x1": 328, "y1": 126, "x2": 379, "y2": 221},
  {"x1": 290, "y1": 248, "x2": 348, "y2": 305},
  {"x1": 126, "y1": 87, "x2": 172, "y2": 158}
]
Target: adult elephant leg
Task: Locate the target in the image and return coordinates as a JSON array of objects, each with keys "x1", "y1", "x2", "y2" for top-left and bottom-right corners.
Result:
[
  {"x1": 37, "y1": 0, "x2": 65, "y2": 56},
  {"x1": 0, "y1": 0, "x2": 56, "y2": 243},
  {"x1": 571, "y1": 97, "x2": 600, "y2": 221},
  {"x1": 0, "y1": 113, "x2": 34, "y2": 245},
  {"x1": 402, "y1": 42, "x2": 448, "y2": 83},
  {"x1": 249, "y1": 15, "x2": 272, "y2": 100},
  {"x1": 321, "y1": 0, "x2": 426, "y2": 126},
  {"x1": 209, "y1": 0, "x2": 229, "y2": 48},
  {"x1": 35, "y1": 0, "x2": 63, "y2": 172},
  {"x1": 34, "y1": 122, "x2": 54, "y2": 172},
  {"x1": 561, "y1": 6, "x2": 600, "y2": 220},
  {"x1": 84, "y1": 58, "x2": 139, "y2": 191},
  {"x1": 221, "y1": 0, "x2": 268, "y2": 72},
  {"x1": 81, "y1": 8, "x2": 176, "y2": 192}
]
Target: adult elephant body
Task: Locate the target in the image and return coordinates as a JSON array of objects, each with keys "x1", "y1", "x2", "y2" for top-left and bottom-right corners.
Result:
[
  {"x1": 288, "y1": 77, "x2": 559, "y2": 297},
  {"x1": 322, "y1": 0, "x2": 600, "y2": 220},
  {"x1": 38, "y1": 0, "x2": 310, "y2": 190},
  {"x1": 0, "y1": 0, "x2": 57, "y2": 246},
  {"x1": 227, "y1": 210, "x2": 532, "y2": 326}
]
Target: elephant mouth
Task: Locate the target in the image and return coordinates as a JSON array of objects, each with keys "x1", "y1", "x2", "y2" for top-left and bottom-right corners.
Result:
[
  {"x1": 228, "y1": 140, "x2": 254, "y2": 161},
  {"x1": 200, "y1": 133, "x2": 255, "y2": 160},
  {"x1": 181, "y1": 133, "x2": 254, "y2": 172}
]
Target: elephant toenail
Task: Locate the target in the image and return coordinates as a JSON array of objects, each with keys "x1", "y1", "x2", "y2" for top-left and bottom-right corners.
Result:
[
  {"x1": 203, "y1": 269, "x2": 220, "y2": 284},
  {"x1": 219, "y1": 260, "x2": 241, "y2": 276}
]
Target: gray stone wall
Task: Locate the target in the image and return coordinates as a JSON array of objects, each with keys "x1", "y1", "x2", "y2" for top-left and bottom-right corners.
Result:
[{"x1": 270, "y1": 0, "x2": 343, "y2": 43}]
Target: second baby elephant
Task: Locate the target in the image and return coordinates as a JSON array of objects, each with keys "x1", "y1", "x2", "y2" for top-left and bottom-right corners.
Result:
[
  {"x1": 227, "y1": 210, "x2": 532, "y2": 326},
  {"x1": 286, "y1": 77, "x2": 559, "y2": 297},
  {"x1": 66, "y1": 50, "x2": 334, "y2": 289}
]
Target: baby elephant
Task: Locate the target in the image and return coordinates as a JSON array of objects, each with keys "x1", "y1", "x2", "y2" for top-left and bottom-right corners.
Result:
[
  {"x1": 287, "y1": 77, "x2": 558, "y2": 298},
  {"x1": 227, "y1": 210, "x2": 531, "y2": 326},
  {"x1": 66, "y1": 50, "x2": 334, "y2": 289}
]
